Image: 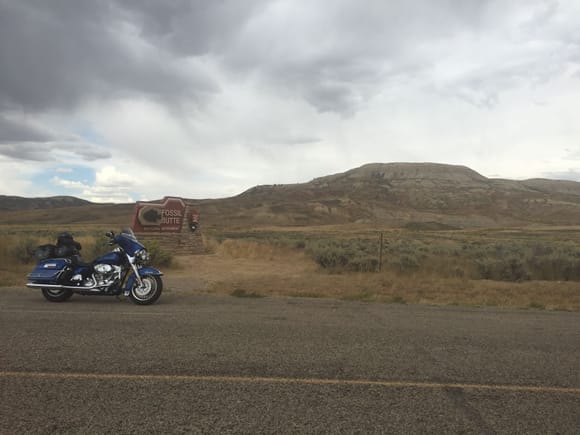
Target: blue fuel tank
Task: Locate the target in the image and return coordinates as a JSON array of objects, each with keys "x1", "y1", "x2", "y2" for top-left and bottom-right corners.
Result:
[{"x1": 94, "y1": 251, "x2": 124, "y2": 265}]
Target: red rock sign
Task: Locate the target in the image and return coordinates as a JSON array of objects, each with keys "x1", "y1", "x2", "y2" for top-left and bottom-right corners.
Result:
[{"x1": 131, "y1": 197, "x2": 186, "y2": 233}]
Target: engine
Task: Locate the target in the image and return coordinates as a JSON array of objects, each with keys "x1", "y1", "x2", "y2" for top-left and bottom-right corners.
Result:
[{"x1": 93, "y1": 264, "x2": 122, "y2": 286}]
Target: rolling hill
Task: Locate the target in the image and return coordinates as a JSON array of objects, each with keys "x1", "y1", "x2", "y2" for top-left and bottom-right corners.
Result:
[
  {"x1": 0, "y1": 195, "x2": 91, "y2": 210},
  {"x1": 3, "y1": 163, "x2": 580, "y2": 228}
]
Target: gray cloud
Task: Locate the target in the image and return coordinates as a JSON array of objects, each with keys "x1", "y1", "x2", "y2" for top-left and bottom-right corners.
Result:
[
  {"x1": 1, "y1": 0, "x2": 579, "y2": 201},
  {"x1": 0, "y1": 142, "x2": 111, "y2": 162},
  {"x1": 0, "y1": 115, "x2": 53, "y2": 142},
  {"x1": 0, "y1": 0, "x2": 219, "y2": 112},
  {"x1": 245, "y1": 135, "x2": 320, "y2": 148},
  {"x1": 0, "y1": 0, "x2": 498, "y2": 116},
  {"x1": 2, "y1": 0, "x2": 576, "y2": 117},
  {"x1": 58, "y1": 143, "x2": 112, "y2": 162},
  {"x1": 0, "y1": 114, "x2": 111, "y2": 162},
  {"x1": 0, "y1": 143, "x2": 51, "y2": 161},
  {"x1": 117, "y1": 0, "x2": 266, "y2": 56},
  {"x1": 219, "y1": 0, "x2": 499, "y2": 114}
]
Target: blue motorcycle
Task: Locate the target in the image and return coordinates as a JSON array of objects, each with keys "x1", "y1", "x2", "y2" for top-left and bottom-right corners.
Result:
[{"x1": 26, "y1": 229, "x2": 163, "y2": 305}]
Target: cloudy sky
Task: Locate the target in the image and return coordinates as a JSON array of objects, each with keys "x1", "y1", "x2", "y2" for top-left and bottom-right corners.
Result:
[{"x1": 1, "y1": 0, "x2": 579, "y2": 202}]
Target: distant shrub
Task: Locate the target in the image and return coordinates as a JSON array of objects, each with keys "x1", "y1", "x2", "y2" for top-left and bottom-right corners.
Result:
[
  {"x1": 6, "y1": 237, "x2": 38, "y2": 265},
  {"x1": 231, "y1": 288, "x2": 264, "y2": 298},
  {"x1": 202, "y1": 236, "x2": 220, "y2": 254},
  {"x1": 391, "y1": 254, "x2": 420, "y2": 273},
  {"x1": 390, "y1": 295, "x2": 407, "y2": 304},
  {"x1": 312, "y1": 248, "x2": 350, "y2": 270},
  {"x1": 526, "y1": 252, "x2": 580, "y2": 281},
  {"x1": 349, "y1": 254, "x2": 379, "y2": 272},
  {"x1": 294, "y1": 240, "x2": 306, "y2": 249},
  {"x1": 528, "y1": 301, "x2": 546, "y2": 310},
  {"x1": 82, "y1": 232, "x2": 111, "y2": 260},
  {"x1": 217, "y1": 239, "x2": 276, "y2": 259},
  {"x1": 404, "y1": 221, "x2": 460, "y2": 231},
  {"x1": 143, "y1": 241, "x2": 173, "y2": 267},
  {"x1": 210, "y1": 229, "x2": 580, "y2": 282},
  {"x1": 307, "y1": 239, "x2": 379, "y2": 272},
  {"x1": 502, "y1": 258, "x2": 529, "y2": 282}
]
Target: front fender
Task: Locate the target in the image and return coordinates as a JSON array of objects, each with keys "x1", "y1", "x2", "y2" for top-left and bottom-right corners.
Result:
[{"x1": 124, "y1": 266, "x2": 163, "y2": 289}]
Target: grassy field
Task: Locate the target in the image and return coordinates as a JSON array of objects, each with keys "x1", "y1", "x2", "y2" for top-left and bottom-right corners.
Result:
[{"x1": 2, "y1": 224, "x2": 580, "y2": 310}]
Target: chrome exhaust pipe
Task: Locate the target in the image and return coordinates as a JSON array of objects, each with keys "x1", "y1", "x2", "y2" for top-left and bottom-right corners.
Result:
[{"x1": 26, "y1": 282, "x2": 100, "y2": 291}]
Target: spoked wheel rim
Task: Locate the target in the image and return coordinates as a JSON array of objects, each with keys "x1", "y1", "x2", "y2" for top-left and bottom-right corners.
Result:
[{"x1": 132, "y1": 276, "x2": 157, "y2": 301}]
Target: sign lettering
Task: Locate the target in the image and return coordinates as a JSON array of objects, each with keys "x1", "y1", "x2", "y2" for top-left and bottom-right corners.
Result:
[{"x1": 131, "y1": 197, "x2": 187, "y2": 233}]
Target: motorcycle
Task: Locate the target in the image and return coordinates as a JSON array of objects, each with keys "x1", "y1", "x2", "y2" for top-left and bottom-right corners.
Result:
[{"x1": 26, "y1": 229, "x2": 163, "y2": 305}]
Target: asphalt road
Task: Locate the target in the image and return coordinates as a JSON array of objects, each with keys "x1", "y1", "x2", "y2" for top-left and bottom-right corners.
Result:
[{"x1": 1, "y1": 287, "x2": 579, "y2": 434}]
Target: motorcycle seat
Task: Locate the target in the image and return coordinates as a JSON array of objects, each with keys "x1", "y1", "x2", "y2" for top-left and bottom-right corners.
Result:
[{"x1": 70, "y1": 255, "x2": 91, "y2": 268}]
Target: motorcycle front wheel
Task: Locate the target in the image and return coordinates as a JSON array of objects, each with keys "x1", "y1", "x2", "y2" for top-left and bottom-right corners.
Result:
[
  {"x1": 41, "y1": 288, "x2": 73, "y2": 302},
  {"x1": 129, "y1": 275, "x2": 163, "y2": 305}
]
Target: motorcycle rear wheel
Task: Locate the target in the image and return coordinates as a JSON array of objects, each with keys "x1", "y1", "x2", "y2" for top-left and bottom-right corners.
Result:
[
  {"x1": 41, "y1": 288, "x2": 73, "y2": 302},
  {"x1": 129, "y1": 275, "x2": 162, "y2": 305}
]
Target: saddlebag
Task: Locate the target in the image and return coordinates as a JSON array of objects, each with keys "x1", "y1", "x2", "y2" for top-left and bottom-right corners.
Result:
[{"x1": 27, "y1": 258, "x2": 72, "y2": 283}]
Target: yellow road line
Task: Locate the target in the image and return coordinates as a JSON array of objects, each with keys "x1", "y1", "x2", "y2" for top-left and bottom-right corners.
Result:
[{"x1": 1, "y1": 371, "x2": 579, "y2": 394}]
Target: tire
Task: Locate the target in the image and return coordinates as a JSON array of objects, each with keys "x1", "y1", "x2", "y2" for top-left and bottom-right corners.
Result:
[
  {"x1": 41, "y1": 288, "x2": 73, "y2": 302},
  {"x1": 129, "y1": 275, "x2": 163, "y2": 305}
]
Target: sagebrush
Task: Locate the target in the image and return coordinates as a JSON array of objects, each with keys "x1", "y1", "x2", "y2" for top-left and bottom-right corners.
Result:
[{"x1": 208, "y1": 228, "x2": 580, "y2": 282}]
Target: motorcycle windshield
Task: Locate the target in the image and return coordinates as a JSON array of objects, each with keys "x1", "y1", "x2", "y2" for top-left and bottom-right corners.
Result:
[{"x1": 115, "y1": 233, "x2": 145, "y2": 256}]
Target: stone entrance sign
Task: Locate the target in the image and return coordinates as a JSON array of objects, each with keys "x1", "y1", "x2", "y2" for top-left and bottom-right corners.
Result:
[
  {"x1": 132, "y1": 197, "x2": 186, "y2": 233},
  {"x1": 131, "y1": 197, "x2": 203, "y2": 254}
]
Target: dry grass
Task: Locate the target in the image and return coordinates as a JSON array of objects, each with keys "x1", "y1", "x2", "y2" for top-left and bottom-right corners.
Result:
[
  {"x1": 0, "y1": 264, "x2": 30, "y2": 286},
  {"x1": 3, "y1": 225, "x2": 580, "y2": 311},
  {"x1": 167, "y1": 238, "x2": 580, "y2": 311}
]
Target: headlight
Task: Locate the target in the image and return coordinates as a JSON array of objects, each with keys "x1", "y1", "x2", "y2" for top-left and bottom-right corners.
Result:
[{"x1": 136, "y1": 249, "x2": 150, "y2": 263}]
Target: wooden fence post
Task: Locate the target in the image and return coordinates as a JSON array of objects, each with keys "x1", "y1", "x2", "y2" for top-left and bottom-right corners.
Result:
[{"x1": 378, "y1": 232, "x2": 384, "y2": 272}]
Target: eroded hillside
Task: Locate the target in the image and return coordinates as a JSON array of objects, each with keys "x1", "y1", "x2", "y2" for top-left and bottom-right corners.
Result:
[{"x1": 3, "y1": 163, "x2": 580, "y2": 228}]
